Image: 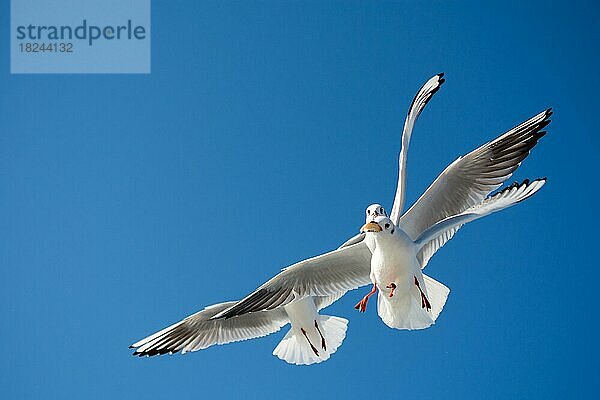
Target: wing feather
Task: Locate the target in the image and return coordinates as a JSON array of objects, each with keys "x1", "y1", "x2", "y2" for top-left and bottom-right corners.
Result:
[
  {"x1": 399, "y1": 109, "x2": 551, "y2": 241},
  {"x1": 212, "y1": 242, "x2": 372, "y2": 319},
  {"x1": 390, "y1": 73, "x2": 446, "y2": 222},
  {"x1": 130, "y1": 301, "x2": 289, "y2": 357},
  {"x1": 415, "y1": 178, "x2": 547, "y2": 267}
]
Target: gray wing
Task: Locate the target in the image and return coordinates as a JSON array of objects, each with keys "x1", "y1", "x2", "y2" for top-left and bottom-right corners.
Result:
[
  {"x1": 399, "y1": 108, "x2": 551, "y2": 242},
  {"x1": 417, "y1": 227, "x2": 460, "y2": 268},
  {"x1": 338, "y1": 232, "x2": 365, "y2": 249},
  {"x1": 415, "y1": 178, "x2": 546, "y2": 251},
  {"x1": 389, "y1": 73, "x2": 446, "y2": 224},
  {"x1": 130, "y1": 301, "x2": 289, "y2": 357},
  {"x1": 314, "y1": 292, "x2": 347, "y2": 311},
  {"x1": 212, "y1": 242, "x2": 372, "y2": 319}
]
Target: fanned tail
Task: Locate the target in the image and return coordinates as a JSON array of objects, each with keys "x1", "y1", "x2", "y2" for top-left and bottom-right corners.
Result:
[
  {"x1": 424, "y1": 274, "x2": 450, "y2": 322},
  {"x1": 377, "y1": 274, "x2": 450, "y2": 330},
  {"x1": 272, "y1": 315, "x2": 348, "y2": 365}
]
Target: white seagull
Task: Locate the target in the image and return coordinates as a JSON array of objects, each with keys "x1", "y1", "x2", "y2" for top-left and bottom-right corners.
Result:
[
  {"x1": 129, "y1": 74, "x2": 550, "y2": 362},
  {"x1": 129, "y1": 74, "x2": 446, "y2": 364},
  {"x1": 358, "y1": 178, "x2": 546, "y2": 330},
  {"x1": 129, "y1": 204, "x2": 393, "y2": 364},
  {"x1": 211, "y1": 107, "x2": 551, "y2": 321},
  {"x1": 351, "y1": 100, "x2": 552, "y2": 324}
]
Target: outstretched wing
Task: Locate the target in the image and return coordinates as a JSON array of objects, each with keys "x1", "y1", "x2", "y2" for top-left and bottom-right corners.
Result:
[
  {"x1": 399, "y1": 108, "x2": 551, "y2": 242},
  {"x1": 212, "y1": 242, "x2": 372, "y2": 319},
  {"x1": 390, "y1": 73, "x2": 446, "y2": 224},
  {"x1": 415, "y1": 178, "x2": 546, "y2": 252},
  {"x1": 130, "y1": 301, "x2": 289, "y2": 357},
  {"x1": 338, "y1": 232, "x2": 365, "y2": 249}
]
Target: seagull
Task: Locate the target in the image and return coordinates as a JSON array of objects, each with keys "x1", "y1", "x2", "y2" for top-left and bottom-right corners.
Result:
[
  {"x1": 129, "y1": 74, "x2": 550, "y2": 363},
  {"x1": 351, "y1": 104, "x2": 552, "y2": 319},
  {"x1": 128, "y1": 204, "x2": 390, "y2": 364},
  {"x1": 129, "y1": 74, "x2": 446, "y2": 363},
  {"x1": 358, "y1": 178, "x2": 546, "y2": 329},
  {"x1": 211, "y1": 95, "x2": 551, "y2": 323}
]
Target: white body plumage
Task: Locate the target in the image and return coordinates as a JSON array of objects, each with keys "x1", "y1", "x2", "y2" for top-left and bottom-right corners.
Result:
[{"x1": 363, "y1": 216, "x2": 449, "y2": 330}]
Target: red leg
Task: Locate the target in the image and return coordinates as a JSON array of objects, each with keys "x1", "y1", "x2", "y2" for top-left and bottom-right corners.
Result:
[
  {"x1": 354, "y1": 283, "x2": 377, "y2": 313},
  {"x1": 414, "y1": 276, "x2": 431, "y2": 311},
  {"x1": 301, "y1": 328, "x2": 319, "y2": 356},
  {"x1": 386, "y1": 283, "x2": 396, "y2": 297}
]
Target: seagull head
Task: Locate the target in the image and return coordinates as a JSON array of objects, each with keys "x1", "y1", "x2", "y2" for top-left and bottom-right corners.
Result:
[
  {"x1": 361, "y1": 215, "x2": 395, "y2": 235},
  {"x1": 365, "y1": 204, "x2": 387, "y2": 222}
]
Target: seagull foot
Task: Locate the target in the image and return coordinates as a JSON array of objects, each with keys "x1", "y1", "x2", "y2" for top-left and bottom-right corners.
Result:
[
  {"x1": 301, "y1": 328, "x2": 319, "y2": 356},
  {"x1": 386, "y1": 283, "x2": 396, "y2": 297},
  {"x1": 414, "y1": 276, "x2": 431, "y2": 311},
  {"x1": 354, "y1": 297, "x2": 369, "y2": 313},
  {"x1": 314, "y1": 320, "x2": 326, "y2": 350},
  {"x1": 355, "y1": 283, "x2": 377, "y2": 313}
]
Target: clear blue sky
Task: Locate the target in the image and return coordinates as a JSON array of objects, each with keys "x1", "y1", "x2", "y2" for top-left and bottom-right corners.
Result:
[{"x1": 1, "y1": 1, "x2": 598, "y2": 399}]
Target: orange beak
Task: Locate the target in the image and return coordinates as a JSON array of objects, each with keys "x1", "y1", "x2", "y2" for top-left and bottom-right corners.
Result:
[{"x1": 360, "y1": 221, "x2": 382, "y2": 233}]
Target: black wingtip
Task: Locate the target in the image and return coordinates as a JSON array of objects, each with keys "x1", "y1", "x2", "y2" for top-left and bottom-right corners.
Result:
[
  {"x1": 507, "y1": 178, "x2": 539, "y2": 191},
  {"x1": 436, "y1": 72, "x2": 446, "y2": 85},
  {"x1": 539, "y1": 108, "x2": 553, "y2": 123},
  {"x1": 534, "y1": 130, "x2": 548, "y2": 141}
]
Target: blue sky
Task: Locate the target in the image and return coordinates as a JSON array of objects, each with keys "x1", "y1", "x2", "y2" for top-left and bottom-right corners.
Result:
[{"x1": 1, "y1": 1, "x2": 598, "y2": 399}]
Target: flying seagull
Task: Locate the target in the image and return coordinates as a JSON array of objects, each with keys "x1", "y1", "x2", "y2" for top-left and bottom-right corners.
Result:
[
  {"x1": 130, "y1": 74, "x2": 550, "y2": 362},
  {"x1": 359, "y1": 178, "x2": 546, "y2": 329},
  {"x1": 129, "y1": 74, "x2": 445, "y2": 363},
  {"x1": 351, "y1": 103, "x2": 552, "y2": 321},
  {"x1": 211, "y1": 108, "x2": 551, "y2": 322}
]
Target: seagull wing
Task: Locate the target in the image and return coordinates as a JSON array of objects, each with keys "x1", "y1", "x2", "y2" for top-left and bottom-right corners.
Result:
[
  {"x1": 314, "y1": 292, "x2": 347, "y2": 311},
  {"x1": 130, "y1": 301, "x2": 289, "y2": 357},
  {"x1": 338, "y1": 75, "x2": 445, "y2": 251},
  {"x1": 417, "y1": 179, "x2": 546, "y2": 268},
  {"x1": 389, "y1": 73, "x2": 446, "y2": 224},
  {"x1": 399, "y1": 108, "x2": 551, "y2": 241},
  {"x1": 416, "y1": 227, "x2": 460, "y2": 269},
  {"x1": 337, "y1": 232, "x2": 365, "y2": 249},
  {"x1": 212, "y1": 242, "x2": 372, "y2": 319},
  {"x1": 415, "y1": 178, "x2": 546, "y2": 251}
]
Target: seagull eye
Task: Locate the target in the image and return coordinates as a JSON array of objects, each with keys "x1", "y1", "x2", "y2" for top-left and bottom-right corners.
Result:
[
  {"x1": 385, "y1": 223, "x2": 390, "y2": 229},
  {"x1": 367, "y1": 210, "x2": 371, "y2": 215}
]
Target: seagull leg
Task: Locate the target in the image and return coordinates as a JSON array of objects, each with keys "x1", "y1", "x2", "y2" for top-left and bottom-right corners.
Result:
[
  {"x1": 354, "y1": 283, "x2": 377, "y2": 313},
  {"x1": 386, "y1": 283, "x2": 397, "y2": 297},
  {"x1": 414, "y1": 276, "x2": 431, "y2": 311},
  {"x1": 301, "y1": 328, "x2": 319, "y2": 356},
  {"x1": 314, "y1": 320, "x2": 326, "y2": 351}
]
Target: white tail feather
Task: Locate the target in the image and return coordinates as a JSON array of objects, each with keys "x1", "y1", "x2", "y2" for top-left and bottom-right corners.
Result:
[
  {"x1": 424, "y1": 274, "x2": 450, "y2": 322},
  {"x1": 272, "y1": 315, "x2": 348, "y2": 365},
  {"x1": 377, "y1": 292, "x2": 433, "y2": 330},
  {"x1": 377, "y1": 274, "x2": 450, "y2": 330}
]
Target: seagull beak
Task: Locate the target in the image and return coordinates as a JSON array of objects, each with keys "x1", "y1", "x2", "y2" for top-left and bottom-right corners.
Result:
[{"x1": 360, "y1": 221, "x2": 382, "y2": 233}]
